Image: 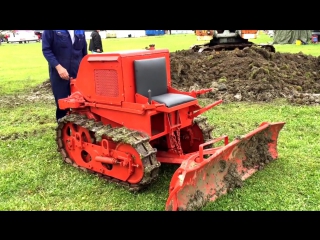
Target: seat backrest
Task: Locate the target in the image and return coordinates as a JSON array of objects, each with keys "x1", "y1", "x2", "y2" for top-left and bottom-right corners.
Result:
[{"x1": 134, "y1": 57, "x2": 168, "y2": 98}]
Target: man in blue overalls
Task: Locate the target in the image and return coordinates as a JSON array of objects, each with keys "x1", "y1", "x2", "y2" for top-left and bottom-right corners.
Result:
[{"x1": 42, "y1": 30, "x2": 88, "y2": 122}]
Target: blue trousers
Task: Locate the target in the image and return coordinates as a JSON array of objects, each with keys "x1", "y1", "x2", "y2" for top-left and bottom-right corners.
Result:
[{"x1": 50, "y1": 75, "x2": 71, "y2": 122}]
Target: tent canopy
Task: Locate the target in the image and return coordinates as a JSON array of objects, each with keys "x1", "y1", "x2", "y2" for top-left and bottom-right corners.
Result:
[{"x1": 272, "y1": 30, "x2": 312, "y2": 44}]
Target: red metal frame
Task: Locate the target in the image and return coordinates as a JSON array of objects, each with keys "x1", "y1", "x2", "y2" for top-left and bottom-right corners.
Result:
[{"x1": 59, "y1": 48, "x2": 220, "y2": 165}]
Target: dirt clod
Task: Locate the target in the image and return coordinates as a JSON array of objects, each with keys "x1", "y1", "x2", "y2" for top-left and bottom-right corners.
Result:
[
  {"x1": 241, "y1": 130, "x2": 274, "y2": 169},
  {"x1": 224, "y1": 163, "x2": 243, "y2": 192},
  {"x1": 184, "y1": 190, "x2": 208, "y2": 211}
]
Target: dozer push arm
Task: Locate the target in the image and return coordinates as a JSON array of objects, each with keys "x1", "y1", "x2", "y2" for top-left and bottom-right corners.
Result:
[{"x1": 188, "y1": 100, "x2": 223, "y2": 119}]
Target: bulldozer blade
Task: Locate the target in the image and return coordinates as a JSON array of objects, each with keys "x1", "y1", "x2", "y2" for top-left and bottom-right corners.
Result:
[{"x1": 165, "y1": 121, "x2": 285, "y2": 211}]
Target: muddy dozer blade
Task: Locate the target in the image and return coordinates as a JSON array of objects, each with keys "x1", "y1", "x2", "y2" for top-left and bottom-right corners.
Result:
[{"x1": 165, "y1": 121, "x2": 285, "y2": 211}]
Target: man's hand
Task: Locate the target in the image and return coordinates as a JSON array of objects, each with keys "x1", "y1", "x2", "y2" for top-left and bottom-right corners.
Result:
[
  {"x1": 96, "y1": 49, "x2": 100, "y2": 52},
  {"x1": 55, "y1": 64, "x2": 69, "y2": 80}
]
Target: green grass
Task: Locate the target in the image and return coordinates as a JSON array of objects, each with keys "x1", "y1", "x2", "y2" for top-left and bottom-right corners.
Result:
[{"x1": 1, "y1": 33, "x2": 320, "y2": 211}]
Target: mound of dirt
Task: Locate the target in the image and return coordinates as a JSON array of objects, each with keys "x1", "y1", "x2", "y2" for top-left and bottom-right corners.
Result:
[
  {"x1": 170, "y1": 47, "x2": 320, "y2": 105},
  {"x1": 28, "y1": 47, "x2": 320, "y2": 106}
]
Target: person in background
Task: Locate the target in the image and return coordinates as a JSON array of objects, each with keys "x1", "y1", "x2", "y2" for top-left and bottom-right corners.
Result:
[
  {"x1": 42, "y1": 30, "x2": 88, "y2": 122},
  {"x1": 89, "y1": 30, "x2": 103, "y2": 53}
]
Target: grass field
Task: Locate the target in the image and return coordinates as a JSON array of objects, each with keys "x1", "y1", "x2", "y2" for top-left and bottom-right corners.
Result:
[{"x1": 1, "y1": 33, "x2": 320, "y2": 211}]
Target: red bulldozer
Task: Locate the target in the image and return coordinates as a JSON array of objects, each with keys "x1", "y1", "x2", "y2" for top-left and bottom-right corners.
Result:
[{"x1": 56, "y1": 45, "x2": 285, "y2": 211}]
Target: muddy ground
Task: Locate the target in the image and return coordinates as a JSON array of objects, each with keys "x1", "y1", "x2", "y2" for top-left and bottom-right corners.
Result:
[
  {"x1": 0, "y1": 80, "x2": 54, "y2": 108},
  {"x1": 2, "y1": 46, "x2": 320, "y2": 107}
]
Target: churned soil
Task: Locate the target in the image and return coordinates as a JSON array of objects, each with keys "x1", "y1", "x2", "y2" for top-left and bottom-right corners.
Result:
[{"x1": 170, "y1": 46, "x2": 320, "y2": 105}]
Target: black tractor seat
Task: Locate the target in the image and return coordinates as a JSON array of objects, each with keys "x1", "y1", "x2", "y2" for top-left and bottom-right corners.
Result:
[{"x1": 134, "y1": 57, "x2": 195, "y2": 108}]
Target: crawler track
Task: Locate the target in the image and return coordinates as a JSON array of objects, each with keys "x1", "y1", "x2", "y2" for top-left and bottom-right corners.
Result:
[
  {"x1": 191, "y1": 43, "x2": 275, "y2": 53},
  {"x1": 193, "y1": 115, "x2": 214, "y2": 145},
  {"x1": 56, "y1": 113, "x2": 161, "y2": 192}
]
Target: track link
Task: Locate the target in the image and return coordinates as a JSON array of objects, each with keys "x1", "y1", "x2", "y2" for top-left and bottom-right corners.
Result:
[
  {"x1": 56, "y1": 113, "x2": 161, "y2": 192},
  {"x1": 193, "y1": 115, "x2": 214, "y2": 147}
]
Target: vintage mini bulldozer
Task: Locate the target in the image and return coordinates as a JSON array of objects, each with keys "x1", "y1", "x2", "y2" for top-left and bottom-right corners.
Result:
[{"x1": 56, "y1": 46, "x2": 285, "y2": 211}]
